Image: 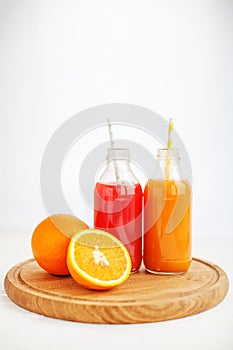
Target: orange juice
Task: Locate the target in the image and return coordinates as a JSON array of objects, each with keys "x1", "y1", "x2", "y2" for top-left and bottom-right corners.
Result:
[{"x1": 143, "y1": 179, "x2": 192, "y2": 274}]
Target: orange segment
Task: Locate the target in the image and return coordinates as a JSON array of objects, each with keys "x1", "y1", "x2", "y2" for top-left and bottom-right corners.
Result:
[{"x1": 67, "y1": 229, "x2": 131, "y2": 290}]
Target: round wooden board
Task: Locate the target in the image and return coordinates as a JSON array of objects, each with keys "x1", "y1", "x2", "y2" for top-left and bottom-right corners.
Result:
[{"x1": 4, "y1": 258, "x2": 229, "y2": 324}]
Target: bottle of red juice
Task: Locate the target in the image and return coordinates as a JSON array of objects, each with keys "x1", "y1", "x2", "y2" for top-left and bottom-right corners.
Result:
[{"x1": 94, "y1": 148, "x2": 143, "y2": 273}]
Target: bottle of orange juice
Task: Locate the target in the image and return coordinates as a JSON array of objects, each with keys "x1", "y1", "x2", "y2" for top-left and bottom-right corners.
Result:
[{"x1": 143, "y1": 148, "x2": 192, "y2": 274}]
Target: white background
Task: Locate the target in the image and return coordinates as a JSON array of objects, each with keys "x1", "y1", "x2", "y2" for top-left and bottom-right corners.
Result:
[
  {"x1": 0, "y1": 0, "x2": 233, "y2": 237},
  {"x1": 0, "y1": 1, "x2": 233, "y2": 349}
]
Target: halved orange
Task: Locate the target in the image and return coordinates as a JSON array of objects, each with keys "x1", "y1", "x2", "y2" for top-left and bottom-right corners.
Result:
[{"x1": 67, "y1": 229, "x2": 131, "y2": 290}]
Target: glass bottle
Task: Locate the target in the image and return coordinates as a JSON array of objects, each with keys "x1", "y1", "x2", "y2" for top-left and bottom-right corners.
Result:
[
  {"x1": 94, "y1": 148, "x2": 143, "y2": 273},
  {"x1": 143, "y1": 148, "x2": 192, "y2": 274}
]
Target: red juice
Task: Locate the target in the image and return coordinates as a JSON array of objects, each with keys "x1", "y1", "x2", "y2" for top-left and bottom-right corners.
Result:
[{"x1": 94, "y1": 182, "x2": 142, "y2": 272}]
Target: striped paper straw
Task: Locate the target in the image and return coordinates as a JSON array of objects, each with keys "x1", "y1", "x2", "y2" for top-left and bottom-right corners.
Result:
[
  {"x1": 107, "y1": 118, "x2": 120, "y2": 183},
  {"x1": 167, "y1": 118, "x2": 174, "y2": 150},
  {"x1": 107, "y1": 117, "x2": 114, "y2": 149},
  {"x1": 165, "y1": 118, "x2": 174, "y2": 180}
]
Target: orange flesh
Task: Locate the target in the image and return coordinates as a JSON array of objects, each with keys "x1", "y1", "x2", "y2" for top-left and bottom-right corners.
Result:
[{"x1": 72, "y1": 233, "x2": 128, "y2": 281}]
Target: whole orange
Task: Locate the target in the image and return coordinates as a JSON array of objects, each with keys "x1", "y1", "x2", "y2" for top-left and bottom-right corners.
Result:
[{"x1": 31, "y1": 214, "x2": 89, "y2": 275}]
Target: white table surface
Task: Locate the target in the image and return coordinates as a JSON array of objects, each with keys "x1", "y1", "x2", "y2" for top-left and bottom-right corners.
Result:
[{"x1": 0, "y1": 231, "x2": 232, "y2": 350}]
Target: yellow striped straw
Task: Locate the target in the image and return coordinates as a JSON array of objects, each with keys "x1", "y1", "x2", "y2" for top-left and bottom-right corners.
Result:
[
  {"x1": 167, "y1": 118, "x2": 174, "y2": 150},
  {"x1": 107, "y1": 118, "x2": 120, "y2": 183},
  {"x1": 165, "y1": 118, "x2": 174, "y2": 180}
]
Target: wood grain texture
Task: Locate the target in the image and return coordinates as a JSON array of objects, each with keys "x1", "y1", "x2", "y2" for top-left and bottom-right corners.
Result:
[{"x1": 4, "y1": 258, "x2": 229, "y2": 324}]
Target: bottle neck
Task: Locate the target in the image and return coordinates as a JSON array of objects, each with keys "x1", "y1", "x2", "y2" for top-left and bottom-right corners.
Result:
[
  {"x1": 107, "y1": 158, "x2": 130, "y2": 169},
  {"x1": 97, "y1": 148, "x2": 139, "y2": 185},
  {"x1": 106, "y1": 148, "x2": 130, "y2": 173},
  {"x1": 157, "y1": 148, "x2": 181, "y2": 180}
]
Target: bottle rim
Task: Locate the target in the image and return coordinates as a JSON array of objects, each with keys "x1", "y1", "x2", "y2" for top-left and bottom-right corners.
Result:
[
  {"x1": 157, "y1": 148, "x2": 180, "y2": 160},
  {"x1": 106, "y1": 148, "x2": 130, "y2": 160}
]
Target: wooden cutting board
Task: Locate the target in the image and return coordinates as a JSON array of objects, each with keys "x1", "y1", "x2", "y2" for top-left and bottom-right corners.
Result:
[{"x1": 4, "y1": 258, "x2": 229, "y2": 324}]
